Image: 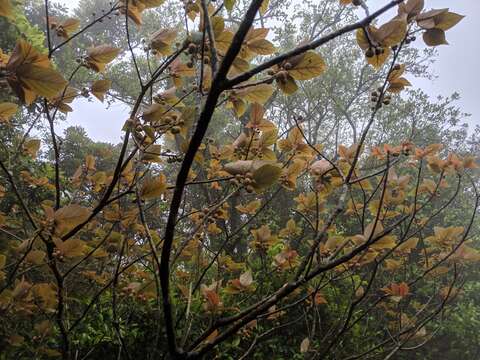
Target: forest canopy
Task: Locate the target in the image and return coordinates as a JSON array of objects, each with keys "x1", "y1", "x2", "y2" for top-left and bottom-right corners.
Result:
[{"x1": 0, "y1": 0, "x2": 479, "y2": 359}]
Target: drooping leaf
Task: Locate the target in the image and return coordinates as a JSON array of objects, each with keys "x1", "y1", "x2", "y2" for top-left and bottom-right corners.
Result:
[
  {"x1": 433, "y1": 12, "x2": 464, "y2": 31},
  {"x1": 53, "y1": 238, "x2": 86, "y2": 258},
  {"x1": 16, "y1": 64, "x2": 67, "y2": 100},
  {"x1": 0, "y1": 0, "x2": 13, "y2": 19},
  {"x1": 26, "y1": 250, "x2": 46, "y2": 265},
  {"x1": 54, "y1": 204, "x2": 91, "y2": 236},
  {"x1": 288, "y1": 51, "x2": 326, "y2": 80},
  {"x1": 0, "y1": 102, "x2": 18, "y2": 123},
  {"x1": 224, "y1": 0, "x2": 235, "y2": 11},
  {"x1": 259, "y1": 0, "x2": 269, "y2": 15},
  {"x1": 252, "y1": 162, "x2": 282, "y2": 192},
  {"x1": 23, "y1": 138, "x2": 41, "y2": 158},
  {"x1": 235, "y1": 83, "x2": 274, "y2": 104},
  {"x1": 376, "y1": 19, "x2": 407, "y2": 47},
  {"x1": 140, "y1": 174, "x2": 168, "y2": 200},
  {"x1": 32, "y1": 283, "x2": 57, "y2": 310},
  {"x1": 236, "y1": 200, "x2": 261, "y2": 214},
  {"x1": 387, "y1": 77, "x2": 412, "y2": 93},
  {"x1": 150, "y1": 28, "x2": 176, "y2": 56},
  {"x1": 423, "y1": 28, "x2": 448, "y2": 46},
  {"x1": 91, "y1": 79, "x2": 112, "y2": 102}
]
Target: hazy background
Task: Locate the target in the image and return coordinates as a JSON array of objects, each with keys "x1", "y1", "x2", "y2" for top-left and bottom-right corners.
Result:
[{"x1": 54, "y1": 0, "x2": 479, "y2": 143}]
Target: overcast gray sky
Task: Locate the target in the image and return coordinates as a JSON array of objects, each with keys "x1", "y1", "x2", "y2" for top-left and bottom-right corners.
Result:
[{"x1": 56, "y1": 0, "x2": 479, "y2": 143}]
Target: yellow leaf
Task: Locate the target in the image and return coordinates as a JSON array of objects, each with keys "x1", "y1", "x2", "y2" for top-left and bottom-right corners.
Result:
[
  {"x1": 0, "y1": 0, "x2": 13, "y2": 19},
  {"x1": 387, "y1": 64, "x2": 406, "y2": 81},
  {"x1": 91, "y1": 79, "x2": 111, "y2": 102},
  {"x1": 224, "y1": 160, "x2": 254, "y2": 175},
  {"x1": 276, "y1": 74, "x2": 298, "y2": 94},
  {"x1": 252, "y1": 162, "x2": 282, "y2": 192},
  {"x1": 433, "y1": 12, "x2": 464, "y2": 31},
  {"x1": 32, "y1": 283, "x2": 57, "y2": 310},
  {"x1": 396, "y1": 237, "x2": 418, "y2": 253},
  {"x1": 85, "y1": 45, "x2": 121, "y2": 72},
  {"x1": 150, "y1": 28, "x2": 176, "y2": 56},
  {"x1": 367, "y1": 47, "x2": 391, "y2": 70},
  {"x1": 138, "y1": 0, "x2": 165, "y2": 9},
  {"x1": 17, "y1": 64, "x2": 67, "y2": 99},
  {"x1": 26, "y1": 250, "x2": 46, "y2": 265},
  {"x1": 23, "y1": 138, "x2": 41, "y2": 158},
  {"x1": 376, "y1": 19, "x2": 407, "y2": 47},
  {"x1": 236, "y1": 200, "x2": 261, "y2": 214},
  {"x1": 356, "y1": 27, "x2": 374, "y2": 51},
  {"x1": 85, "y1": 154, "x2": 96, "y2": 171},
  {"x1": 7, "y1": 39, "x2": 50, "y2": 70},
  {"x1": 34, "y1": 320, "x2": 53, "y2": 336},
  {"x1": 53, "y1": 18, "x2": 81, "y2": 38},
  {"x1": 12, "y1": 278, "x2": 32, "y2": 299},
  {"x1": 236, "y1": 83, "x2": 274, "y2": 104},
  {"x1": 248, "y1": 38, "x2": 275, "y2": 55},
  {"x1": 387, "y1": 77, "x2": 411, "y2": 93},
  {"x1": 371, "y1": 235, "x2": 397, "y2": 250},
  {"x1": 288, "y1": 51, "x2": 326, "y2": 80},
  {"x1": 140, "y1": 174, "x2": 167, "y2": 200},
  {"x1": 0, "y1": 102, "x2": 18, "y2": 123},
  {"x1": 53, "y1": 238, "x2": 86, "y2": 258},
  {"x1": 224, "y1": 0, "x2": 235, "y2": 11},
  {"x1": 259, "y1": 0, "x2": 269, "y2": 14},
  {"x1": 54, "y1": 204, "x2": 91, "y2": 236},
  {"x1": 398, "y1": 0, "x2": 424, "y2": 19},
  {"x1": 423, "y1": 28, "x2": 448, "y2": 46}
]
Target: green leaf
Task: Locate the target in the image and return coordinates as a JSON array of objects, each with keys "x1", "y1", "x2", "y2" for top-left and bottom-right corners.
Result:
[
  {"x1": 224, "y1": 0, "x2": 235, "y2": 11},
  {"x1": 252, "y1": 162, "x2": 282, "y2": 192}
]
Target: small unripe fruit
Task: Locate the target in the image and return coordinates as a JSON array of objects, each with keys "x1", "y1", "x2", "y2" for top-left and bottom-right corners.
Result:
[{"x1": 365, "y1": 48, "x2": 375, "y2": 58}]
